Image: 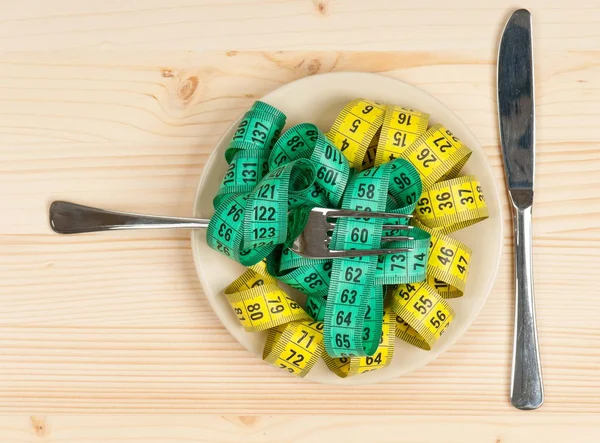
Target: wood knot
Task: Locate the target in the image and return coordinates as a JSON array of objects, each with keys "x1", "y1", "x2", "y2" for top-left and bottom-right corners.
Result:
[
  {"x1": 31, "y1": 416, "x2": 48, "y2": 437},
  {"x1": 239, "y1": 415, "x2": 258, "y2": 426},
  {"x1": 178, "y1": 76, "x2": 199, "y2": 102},
  {"x1": 307, "y1": 59, "x2": 321, "y2": 75},
  {"x1": 314, "y1": 0, "x2": 326, "y2": 15},
  {"x1": 226, "y1": 50, "x2": 238, "y2": 57},
  {"x1": 161, "y1": 68, "x2": 175, "y2": 78}
]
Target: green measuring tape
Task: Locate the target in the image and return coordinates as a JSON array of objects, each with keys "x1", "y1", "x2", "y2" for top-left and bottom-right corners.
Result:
[{"x1": 207, "y1": 98, "x2": 490, "y2": 378}]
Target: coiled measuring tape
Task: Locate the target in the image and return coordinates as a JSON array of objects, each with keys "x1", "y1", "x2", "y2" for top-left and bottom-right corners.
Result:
[
  {"x1": 327, "y1": 99, "x2": 385, "y2": 169},
  {"x1": 215, "y1": 101, "x2": 286, "y2": 208},
  {"x1": 224, "y1": 261, "x2": 311, "y2": 332},
  {"x1": 415, "y1": 175, "x2": 489, "y2": 233},
  {"x1": 323, "y1": 309, "x2": 395, "y2": 377},
  {"x1": 400, "y1": 123, "x2": 472, "y2": 190},
  {"x1": 323, "y1": 159, "x2": 423, "y2": 358},
  {"x1": 376, "y1": 105, "x2": 429, "y2": 166},
  {"x1": 391, "y1": 281, "x2": 455, "y2": 350},
  {"x1": 263, "y1": 319, "x2": 325, "y2": 377},
  {"x1": 415, "y1": 219, "x2": 472, "y2": 298},
  {"x1": 208, "y1": 98, "x2": 489, "y2": 378}
]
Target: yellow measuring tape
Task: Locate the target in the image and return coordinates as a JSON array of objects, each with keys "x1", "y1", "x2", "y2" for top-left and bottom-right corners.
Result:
[
  {"x1": 327, "y1": 99, "x2": 386, "y2": 169},
  {"x1": 376, "y1": 105, "x2": 429, "y2": 166},
  {"x1": 263, "y1": 319, "x2": 325, "y2": 377},
  {"x1": 218, "y1": 98, "x2": 489, "y2": 378},
  {"x1": 416, "y1": 219, "x2": 472, "y2": 298},
  {"x1": 402, "y1": 124, "x2": 472, "y2": 190},
  {"x1": 224, "y1": 262, "x2": 310, "y2": 332},
  {"x1": 415, "y1": 175, "x2": 489, "y2": 233},
  {"x1": 391, "y1": 281, "x2": 455, "y2": 350},
  {"x1": 323, "y1": 309, "x2": 395, "y2": 377}
]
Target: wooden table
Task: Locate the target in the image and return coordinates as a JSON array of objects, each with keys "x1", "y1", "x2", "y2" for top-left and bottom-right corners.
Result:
[{"x1": 1, "y1": 1, "x2": 600, "y2": 441}]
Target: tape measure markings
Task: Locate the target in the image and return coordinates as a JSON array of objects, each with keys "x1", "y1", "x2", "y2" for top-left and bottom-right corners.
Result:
[
  {"x1": 327, "y1": 99, "x2": 385, "y2": 169},
  {"x1": 263, "y1": 320, "x2": 325, "y2": 377},
  {"x1": 400, "y1": 123, "x2": 472, "y2": 190},
  {"x1": 416, "y1": 175, "x2": 489, "y2": 233},
  {"x1": 413, "y1": 219, "x2": 472, "y2": 295},
  {"x1": 208, "y1": 98, "x2": 491, "y2": 378},
  {"x1": 224, "y1": 266, "x2": 311, "y2": 332},
  {"x1": 391, "y1": 281, "x2": 455, "y2": 349},
  {"x1": 376, "y1": 106, "x2": 430, "y2": 166},
  {"x1": 324, "y1": 308, "x2": 395, "y2": 377}
]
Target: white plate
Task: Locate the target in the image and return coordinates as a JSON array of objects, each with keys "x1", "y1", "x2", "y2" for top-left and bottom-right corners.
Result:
[{"x1": 191, "y1": 72, "x2": 503, "y2": 385}]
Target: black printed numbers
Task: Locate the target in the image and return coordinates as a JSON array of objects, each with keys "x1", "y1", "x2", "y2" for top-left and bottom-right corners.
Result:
[
  {"x1": 458, "y1": 188, "x2": 474, "y2": 205},
  {"x1": 267, "y1": 294, "x2": 284, "y2": 314},
  {"x1": 251, "y1": 121, "x2": 269, "y2": 144},
  {"x1": 397, "y1": 113, "x2": 412, "y2": 126},
  {"x1": 335, "y1": 333, "x2": 351, "y2": 348},
  {"x1": 365, "y1": 353, "x2": 383, "y2": 365},
  {"x1": 286, "y1": 134, "x2": 305, "y2": 152},
  {"x1": 437, "y1": 246, "x2": 455, "y2": 266},
  {"x1": 227, "y1": 204, "x2": 243, "y2": 222},
  {"x1": 436, "y1": 192, "x2": 453, "y2": 210},
  {"x1": 476, "y1": 185, "x2": 485, "y2": 201},
  {"x1": 234, "y1": 307, "x2": 245, "y2": 321},
  {"x1": 393, "y1": 131, "x2": 407, "y2": 147},
  {"x1": 256, "y1": 183, "x2": 276, "y2": 199},
  {"x1": 218, "y1": 223, "x2": 232, "y2": 241},
  {"x1": 456, "y1": 255, "x2": 468, "y2": 274},
  {"x1": 305, "y1": 129, "x2": 319, "y2": 142},
  {"x1": 247, "y1": 303, "x2": 264, "y2": 321},
  {"x1": 390, "y1": 254, "x2": 406, "y2": 271},
  {"x1": 393, "y1": 172, "x2": 412, "y2": 190},
  {"x1": 285, "y1": 349, "x2": 305, "y2": 366},
  {"x1": 340, "y1": 289, "x2": 357, "y2": 304},
  {"x1": 251, "y1": 227, "x2": 276, "y2": 239},
  {"x1": 418, "y1": 197, "x2": 432, "y2": 214},
  {"x1": 432, "y1": 136, "x2": 452, "y2": 153},
  {"x1": 298, "y1": 329, "x2": 315, "y2": 348},
  {"x1": 339, "y1": 138, "x2": 350, "y2": 152},
  {"x1": 344, "y1": 267, "x2": 363, "y2": 283},
  {"x1": 430, "y1": 310, "x2": 447, "y2": 329},
  {"x1": 350, "y1": 227, "x2": 369, "y2": 243},
  {"x1": 317, "y1": 166, "x2": 339, "y2": 185},
  {"x1": 357, "y1": 183, "x2": 376, "y2": 199},
  {"x1": 233, "y1": 119, "x2": 248, "y2": 140},
  {"x1": 349, "y1": 119, "x2": 361, "y2": 133},
  {"x1": 304, "y1": 272, "x2": 324, "y2": 289},
  {"x1": 252, "y1": 205, "x2": 276, "y2": 221},
  {"x1": 413, "y1": 294, "x2": 433, "y2": 315},
  {"x1": 416, "y1": 148, "x2": 437, "y2": 168},
  {"x1": 335, "y1": 310, "x2": 353, "y2": 326}
]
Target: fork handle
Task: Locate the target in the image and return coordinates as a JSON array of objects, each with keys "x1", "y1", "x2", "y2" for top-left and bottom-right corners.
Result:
[
  {"x1": 49, "y1": 201, "x2": 210, "y2": 234},
  {"x1": 510, "y1": 204, "x2": 544, "y2": 410}
]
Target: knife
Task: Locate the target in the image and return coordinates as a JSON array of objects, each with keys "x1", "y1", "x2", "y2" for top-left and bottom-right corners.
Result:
[{"x1": 498, "y1": 9, "x2": 544, "y2": 410}]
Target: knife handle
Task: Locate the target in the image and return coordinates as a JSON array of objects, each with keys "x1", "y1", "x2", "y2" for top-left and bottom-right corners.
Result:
[{"x1": 510, "y1": 203, "x2": 544, "y2": 410}]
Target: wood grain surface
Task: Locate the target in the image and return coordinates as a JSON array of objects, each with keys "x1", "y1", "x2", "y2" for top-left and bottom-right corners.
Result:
[{"x1": 1, "y1": 0, "x2": 600, "y2": 441}]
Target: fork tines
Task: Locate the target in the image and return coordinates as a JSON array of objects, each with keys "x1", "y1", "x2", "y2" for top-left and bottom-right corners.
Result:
[
  {"x1": 321, "y1": 208, "x2": 413, "y2": 220},
  {"x1": 320, "y1": 207, "x2": 415, "y2": 243},
  {"x1": 290, "y1": 207, "x2": 416, "y2": 259}
]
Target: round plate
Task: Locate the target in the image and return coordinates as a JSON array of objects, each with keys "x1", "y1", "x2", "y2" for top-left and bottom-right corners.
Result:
[{"x1": 191, "y1": 72, "x2": 503, "y2": 385}]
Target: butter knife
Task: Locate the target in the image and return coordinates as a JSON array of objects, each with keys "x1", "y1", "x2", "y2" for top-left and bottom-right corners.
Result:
[{"x1": 498, "y1": 9, "x2": 544, "y2": 410}]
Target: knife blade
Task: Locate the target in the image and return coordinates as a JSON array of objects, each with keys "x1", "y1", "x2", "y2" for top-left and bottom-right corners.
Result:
[
  {"x1": 498, "y1": 8, "x2": 544, "y2": 410},
  {"x1": 499, "y1": 9, "x2": 535, "y2": 202}
]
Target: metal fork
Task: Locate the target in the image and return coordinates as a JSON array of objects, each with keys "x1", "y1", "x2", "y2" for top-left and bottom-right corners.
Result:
[
  {"x1": 290, "y1": 207, "x2": 413, "y2": 258},
  {"x1": 49, "y1": 201, "x2": 414, "y2": 259}
]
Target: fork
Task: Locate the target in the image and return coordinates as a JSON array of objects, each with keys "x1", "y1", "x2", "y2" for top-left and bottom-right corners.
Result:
[{"x1": 49, "y1": 201, "x2": 414, "y2": 259}]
